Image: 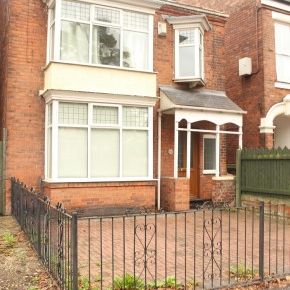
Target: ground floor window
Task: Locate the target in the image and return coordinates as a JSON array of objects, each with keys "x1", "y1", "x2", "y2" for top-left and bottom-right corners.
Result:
[
  {"x1": 46, "y1": 101, "x2": 153, "y2": 181},
  {"x1": 203, "y1": 134, "x2": 216, "y2": 174}
]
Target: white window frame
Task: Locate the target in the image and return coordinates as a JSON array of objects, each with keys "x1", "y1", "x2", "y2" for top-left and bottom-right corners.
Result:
[
  {"x1": 47, "y1": 0, "x2": 154, "y2": 72},
  {"x1": 273, "y1": 12, "x2": 290, "y2": 85},
  {"x1": 45, "y1": 100, "x2": 154, "y2": 182},
  {"x1": 174, "y1": 27, "x2": 204, "y2": 81},
  {"x1": 203, "y1": 134, "x2": 216, "y2": 175}
]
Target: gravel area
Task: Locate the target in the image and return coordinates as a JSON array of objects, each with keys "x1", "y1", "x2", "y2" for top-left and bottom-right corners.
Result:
[{"x1": 0, "y1": 216, "x2": 59, "y2": 290}]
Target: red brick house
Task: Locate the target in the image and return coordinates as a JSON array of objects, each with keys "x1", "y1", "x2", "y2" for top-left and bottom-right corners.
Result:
[{"x1": 0, "y1": 0, "x2": 244, "y2": 215}]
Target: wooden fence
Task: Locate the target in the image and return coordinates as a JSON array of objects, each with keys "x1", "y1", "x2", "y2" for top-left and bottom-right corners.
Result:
[{"x1": 236, "y1": 147, "x2": 290, "y2": 206}]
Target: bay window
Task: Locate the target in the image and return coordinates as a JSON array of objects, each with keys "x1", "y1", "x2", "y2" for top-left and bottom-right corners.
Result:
[
  {"x1": 275, "y1": 21, "x2": 290, "y2": 83},
  {"x1": 48, "y1": 0, "x2": 153, "y2": 71},
  {"x1": 175, "y1": 27, "x2": 204, "y2": 81},
  {"x1": 46, "y1": 101, "x2": 153, "y2": 181}
]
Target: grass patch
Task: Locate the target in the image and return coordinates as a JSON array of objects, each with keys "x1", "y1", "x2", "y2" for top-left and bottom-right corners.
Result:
[
  {"x1": 2, "y1": 232, "x2": 17, "y2": 248},
  {"x1": 230, "y1": 263, "x2": 258, "y2": 279}
]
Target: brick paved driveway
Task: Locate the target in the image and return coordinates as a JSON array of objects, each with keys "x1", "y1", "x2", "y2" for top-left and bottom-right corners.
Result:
[{"x1": 77, "y1": 208, "x2": 290, "y2": 289}]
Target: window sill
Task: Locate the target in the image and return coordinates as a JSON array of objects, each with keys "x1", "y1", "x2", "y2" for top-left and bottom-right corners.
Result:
[
  {"x1": 203, "y1": 170, "x2": 216, "y2": 175},
  {"x1": 275, "y1": 81, "x2": 290, "y2": 90},
  {"x1": 174, "y1": 77, "x2": 205, "y2": 86},
  {"x1": 212, "y1": 175, "x2": 235, "y2": 181},
  {"x1": 44, "y1": 60, "x2": 157, "y2": 75},
  {"x1": 43, "y1": 177, "x2": 157, "y2": 183}
]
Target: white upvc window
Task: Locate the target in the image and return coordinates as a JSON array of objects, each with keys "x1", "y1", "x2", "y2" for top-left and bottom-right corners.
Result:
[
  {"x1": 275, "y1": 21, "x2": 290, "y2": 84},
  {"x1": 174, "y1": 27, "x2": 204, "y2": 81},
  {"x1": 47, "y1": 0, "x2": 154, "y2": 71},
  {"x1": 203, "y1": 134, "x2": 216, "y2": 174},
  {"x1": 45, "y1": 101, "x2": 153, "y2": 182}
]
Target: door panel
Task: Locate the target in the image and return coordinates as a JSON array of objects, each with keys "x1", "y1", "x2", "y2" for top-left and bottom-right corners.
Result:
[{"x1": 178, "y1": 132, "x2": 200, "y2": 199}]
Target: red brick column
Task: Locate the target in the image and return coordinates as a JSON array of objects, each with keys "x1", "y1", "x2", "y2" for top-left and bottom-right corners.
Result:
[
  {"x1": 160, "y1": 178, "x2": 190, "y2": 211},
  {"x1": 264, "y1": 133, "x2": 274, "y2": 149}
]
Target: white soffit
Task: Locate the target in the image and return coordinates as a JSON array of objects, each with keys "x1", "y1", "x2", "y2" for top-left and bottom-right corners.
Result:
[
  {"x1": 167, "y1": 14, "x2": 212, "y2": 31},
  {"x1": 262, "y1": 0, "x2": 290, "y2": 13}
]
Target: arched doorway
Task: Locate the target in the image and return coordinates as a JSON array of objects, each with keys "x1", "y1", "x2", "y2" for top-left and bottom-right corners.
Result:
[{"x1": 274, "y1": 114, "x2": 290, "y2": 148}]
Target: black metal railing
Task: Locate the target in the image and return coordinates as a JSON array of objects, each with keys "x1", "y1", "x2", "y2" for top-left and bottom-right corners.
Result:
[
  {"x1": 11, "y1": 178, "x2": 78, "y2": 290},
  {"x1": 78, "y1": 202, "x2": 290, "y2": 290},
  {"x1": 11, "y1": 178, "x2": 290, "y2": 290}
]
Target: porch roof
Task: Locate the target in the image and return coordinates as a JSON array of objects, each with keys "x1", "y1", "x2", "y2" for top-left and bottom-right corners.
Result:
[{"x1": 160, "y1": 86, "x2": 245, "y2": 114}]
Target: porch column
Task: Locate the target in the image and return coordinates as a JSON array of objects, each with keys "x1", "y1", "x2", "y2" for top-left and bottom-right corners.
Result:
[
  {"x1": 216, "y1": 125, "x2": 220, "y2": 177},
  {"x1": 186, "y1": 122, "x2": 191, "y2": 179},
  {"x1": 174, "y1": 117, "x2": 179, "y2": 178},
  {"x1": 239, "y1": 126, "x2": 243, "y2": 149}
]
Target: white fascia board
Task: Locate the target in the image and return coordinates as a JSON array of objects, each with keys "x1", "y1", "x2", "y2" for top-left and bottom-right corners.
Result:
[
  {"x1": 42, "y1": 89, "x2": 158, "y2": 107},
  {"x1": 167, "y1": 14, "x2": 212, "y2": 31},
  {"x1": 272, "y1": 11, "x2": 290, "y2": 23},
  {"x1": 43, "y1": 0, "x2": 163, "y2": 13},
  {"x1": 262, "y1": 0, "x2": 290, "y2": 13}
]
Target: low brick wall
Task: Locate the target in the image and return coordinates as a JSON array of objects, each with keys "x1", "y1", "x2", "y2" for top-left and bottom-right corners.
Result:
[
  {"x1": 160, "y1": 177, "x2": 190, "y2": 211},
  {"x1": 43, "y1": 181, "x2": 157, "y2": 211},
  {"x1": 212, "y1": 177, "x2": 236, "y2": 204}
]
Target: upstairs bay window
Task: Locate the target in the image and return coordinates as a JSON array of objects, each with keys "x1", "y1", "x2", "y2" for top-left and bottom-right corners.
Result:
[
  {"x1": 46, "y1": 102, "x2": 153, "y2": 181},
  {"x1": 275, "y1": 21, "x2": 290, "y2": 84},
  {"x1": 175, "y1": 28, "x2": 204, "y2": 80},
  {"x1": 48, "y1": 0, "x2": 153, "y2": 71},
  {"x1": 167, "y1": 15, "x2": 211, "y2": 83}
]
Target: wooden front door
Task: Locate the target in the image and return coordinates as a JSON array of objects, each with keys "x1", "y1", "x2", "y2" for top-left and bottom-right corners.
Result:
[{"x1": 178, "y1": 132, "x2": 200, "y2": 199}]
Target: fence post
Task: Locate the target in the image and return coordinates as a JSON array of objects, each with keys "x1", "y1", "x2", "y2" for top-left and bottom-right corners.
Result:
[
  {"x1": 37, "y1": 202, "x2": 41, "y2": 256},
  {"x1": 71, "y1": 212, "x2": 78, "y2": 290},
  {"x1": 259, "y1": 201, "x2": 265, "y2": 281},
  {"x1": 236, "y1": 149, "x2": 242, "y2": 207}
]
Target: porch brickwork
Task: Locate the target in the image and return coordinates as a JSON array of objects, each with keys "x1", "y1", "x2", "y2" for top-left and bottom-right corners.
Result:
[{"x1": 160, "y1": 177, "x2": 190, "y2": 211}]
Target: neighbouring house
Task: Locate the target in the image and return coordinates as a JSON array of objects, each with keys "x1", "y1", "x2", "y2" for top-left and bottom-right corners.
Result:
[
  {"x1": 0, "y1": 0, "x2": 245, "y2": 215},
  {"x1": 186, "y1": 0, "x2": 290, "y2": 152}
]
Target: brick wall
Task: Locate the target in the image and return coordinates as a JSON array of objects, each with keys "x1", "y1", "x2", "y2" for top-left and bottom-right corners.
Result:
[
  {"x1": 44, "y1": 181, "x2": 156, "y2": 211},
  {"x1": 155, "y1": 5, "x2": 227, "y2": 91},
  {"x1": 2, "y1": 0, "x2": 47, "y2": 213},
  {"x1": 160, "y1": 177, "x2": 190, "y2": 211},
  {"x1": 212, "y1": 178, "x2": 235, "y2": 204}
]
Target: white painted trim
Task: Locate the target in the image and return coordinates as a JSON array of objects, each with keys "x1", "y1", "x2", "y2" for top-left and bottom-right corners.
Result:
[
  {"x1": 42, "y1": 90, "x2": 158, "y2": 107},
  {"x1": 44, "y1": 177, "x2": 158, "y2": 183},
  {"x1": 54, "y1": 0, "x2": 61, "y2": 61},
  {"x1": 167, "y1": 15, "x2": 212, "y2": 31},
  {"x1": 157, "y1": 112, "x2": 162, "y2": 210},
  {"x1": 174, "y1": 117, "x2": 178, "y2": 179},
  {"x1": 51, "y1": 100, "x2": 59, "y2": 179},
  {"x1": 215, "y1": 125, "x2": 220, "y2": 178},
  {"x1": 212, "y1": 175, "x2": 235, "y2": 181},
  {"x1": 74, "y1": 0, "x2": 161, "y2": 14},
  {"x1": 186, "y1": 122, "x2": 191, "y2": 179},
  {"x1": 148, "y1": 107, "x2": 154, "y2": 179},
  {"x1": 44, "y1": 103, "x2": 48, "y2": 179},
  {"x1": 259, "y1": 95, "x2": 290, "y2": 133},
  {"x1": 44, "y1": 60, "x2": 156, "y2": 74},
  {"x1": 203, "y1": 134, "x2": 217, "y2": 175},
  {"x1": 272, "y1": 11, "x2": 290, "y2": 23},
  {"x1": 263, "y1": 0, "x2": 290, "y2": 13},
  {"x1": 175, "y1": 108, "x2": 244, "y2": 127},
  {"x1": 275, "y1": 81, "x2": 290, "y2": 90},
  {"x1": 148, "y1": 14, "x2": 154, "y2": 72},
  {"x1": 239, "y1": 126, "x2": 243, "y2": 149}
]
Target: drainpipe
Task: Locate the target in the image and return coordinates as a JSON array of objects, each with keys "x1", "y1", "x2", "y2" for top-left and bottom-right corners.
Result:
[{"x1": 157, "y1": 112, "x2": 162, "y2": 210}]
